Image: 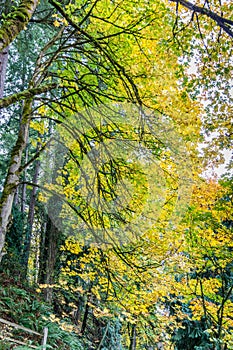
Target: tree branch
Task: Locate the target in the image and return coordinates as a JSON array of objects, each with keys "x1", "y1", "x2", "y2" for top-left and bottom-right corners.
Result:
[
  {"x1": 49, "y1": 0, "x2": 142, "y2": 104},
  {"x1": 0, "y1": 83, "x2": 57, "y2": 109},
  {"x1": 19, "y1": 138, "x2": 54, "y2": 172},
  {"x1": 169, "y1": 0, "x2": 233, "y2": 38}
]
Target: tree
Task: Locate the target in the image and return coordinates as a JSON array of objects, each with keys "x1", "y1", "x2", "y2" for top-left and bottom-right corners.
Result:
[
  {"x1": 0, "y1": 0, "x2": 152, "y2": 261},
  {"x1": 173, "y1": 179, "x2": 233, "y2": 349},
  {"x1": 0, "y1": 0, "x2": 38, "y2": 51},
  {"x1": 167, "y1": 0, "x2": 233, "y2": 173},
  {"x1": 0, "y1": 0, "x2": 201, "y2": 262},
  {"x1": 1, "y1": 0, "x2": 233, "y2": 348}
]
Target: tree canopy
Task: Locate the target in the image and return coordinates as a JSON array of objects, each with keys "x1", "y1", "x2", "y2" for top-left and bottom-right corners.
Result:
[{"x1": 0, "y1": 0, "x2": 232, "y2": 349}]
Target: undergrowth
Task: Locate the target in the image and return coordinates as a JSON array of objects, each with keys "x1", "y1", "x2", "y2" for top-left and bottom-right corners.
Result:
[{"x1": 0, "y1": 272, "x2": 89, "y2": 350}]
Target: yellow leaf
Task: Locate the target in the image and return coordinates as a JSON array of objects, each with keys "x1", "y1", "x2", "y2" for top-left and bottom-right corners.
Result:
[{"x1": 53, "y1": 20, "x2": 60, "y2": 27}]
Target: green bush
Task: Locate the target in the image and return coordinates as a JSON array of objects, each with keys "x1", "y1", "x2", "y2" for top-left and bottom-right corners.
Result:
[{"x1": 0, "y1": 274, "x2": 86, "y2": 350}]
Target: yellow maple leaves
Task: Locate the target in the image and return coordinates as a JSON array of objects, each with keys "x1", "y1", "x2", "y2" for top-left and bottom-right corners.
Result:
[{"x1": 52, "y1": 14, "x2": 68, "y2": 27}]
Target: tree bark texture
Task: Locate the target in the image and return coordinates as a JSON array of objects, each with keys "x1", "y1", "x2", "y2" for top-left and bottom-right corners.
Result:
[
  {"x1": 38, "y1": 141, "x2": 65, "y2": 301},
  {"x1": 0, "y1": 83, "x2": 57, "y2": 109},
  {"x1": 129, "y1": 324, "x2": 136, "y2": 350},
  {"x1": 39, "y1": 216, "x2": 60, "y2": 303},
  {"x1": 0, "y1": 99, "x2": 32, "y2": 262},
  {"x1": 0, "y1": 0, "x2": 39, "y2": 52},
  {"x1": 81, "y1": 301, "x2": 89, "y2": 335},
  {"x1": 0, "y1": 46, "x2": 8, "y2": 98},
  {"x1": 22, "y1": 156, "x2": 40, "y2": 275},
  {"x1": 21, "y1": 145, "x2": 28, "y2": 214}
]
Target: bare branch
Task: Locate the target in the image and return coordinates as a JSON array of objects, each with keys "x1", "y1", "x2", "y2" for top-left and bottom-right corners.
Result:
[{"x1": 169, "y1": 0, "x2": 233, "y2": 38}]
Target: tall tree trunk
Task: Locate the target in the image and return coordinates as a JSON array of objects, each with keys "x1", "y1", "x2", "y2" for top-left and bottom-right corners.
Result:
[
  {"x1": 21, "y1": 145, "x2": 28, "y2": 214},
  {"x1": 129, "y1": 324, "x2": 136, "y2": 350},
  {"x1": 38, "y1": 219, "x2": 47, "y2": 283},
  {"x1": 38, "y1": 139, "x2": 66, "y2": 301},
  {"x1": 0, "y1": 47, "x2": 8, "y2": 98},
  {"x1": 22, "y1": 156, "x2": 40, "y2": 276},
  {"x1": 0, "y1": 0, "x2": 12, "y2": 98},
  {"x1": 81, "y1": 299, "x2": 89, "y2": 335},
  {"x1": 45, "y1": 218, "x2": 58, "y2": 302},
  {"x1": 0, "y1": 99, "x2": 32, "y2": 262},
  {"x1": 39, "y1": 216, "x2": 61, "y2": 303},
  {"x1": 0, "y1": 0, "x2": 39, "y2": 51}
]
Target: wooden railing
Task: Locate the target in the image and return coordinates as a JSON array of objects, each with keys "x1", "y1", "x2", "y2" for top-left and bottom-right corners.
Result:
[{"x1": 0, "y1": 317, "x2": 48, "y2": 349}]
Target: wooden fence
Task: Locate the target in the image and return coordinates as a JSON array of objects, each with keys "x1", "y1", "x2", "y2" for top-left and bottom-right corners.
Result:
[{"x1": 0, "y1": 317, "x2": 48, "y2": 349}]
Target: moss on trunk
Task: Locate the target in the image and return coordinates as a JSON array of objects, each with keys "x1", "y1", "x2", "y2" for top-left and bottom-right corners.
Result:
[
  {"x1": 0, "y1": 0, "x2": 39, "y2": 52},
  {"x1": 0, "y1": 99, "x2": 32, "y2": 262}
]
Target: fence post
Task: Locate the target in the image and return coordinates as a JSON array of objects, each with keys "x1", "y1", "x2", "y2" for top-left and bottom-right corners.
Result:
[
  {"x1": 42, "y1": 327, "x2": 48, "y2": 350},
  {"x1": 0, "y1": 318, "x2": 48, "y2": 348}
]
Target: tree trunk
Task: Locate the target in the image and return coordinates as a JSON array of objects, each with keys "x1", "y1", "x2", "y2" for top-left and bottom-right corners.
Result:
[
  {"x1": 38, "y1": 219, "x2": 47, "y2": 283},
  {"x1": 38, "y1": 138, "x2": 66, "y2": 300},
  {"x1": 0, "y1": 0, "x2": 12, "y2": 98},
  {"x1": 21, "y1": 145, "x2": 28, "y2": 214},
  {"x1": 0, "y1": 47, "x2": 8, "y2": 98},
  {"x1": 81, "y1": 300, "x2": 89, "y2": 335},
  {"x1": 129, "y1": 324, "x2": 136, "y2": 350},
  {"x1": 22, "y1": 156, "x2": 40, "y2": 276},
  {"x1": 38, "y1": 214, "x2": 62, "y2": 303},
  {"x1": 0, "y1": 0, "x2": 39, "y2": 51},
  {"x1": 0, "y1": 99, "x2": 32, "y2": 262},
  {"x1": 44, "y1": 217, "x2": 60, "y2": 302}
]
